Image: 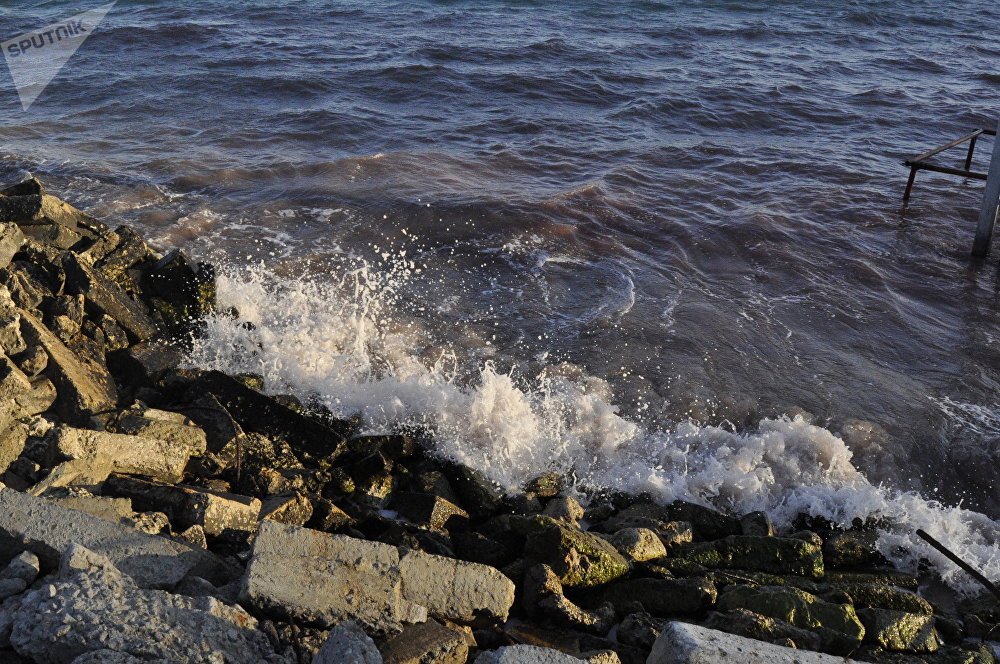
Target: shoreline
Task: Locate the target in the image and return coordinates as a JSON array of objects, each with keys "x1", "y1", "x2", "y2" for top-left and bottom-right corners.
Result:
[{"x1": 0, "y1": 176, "x2": 994, "y2": 663}]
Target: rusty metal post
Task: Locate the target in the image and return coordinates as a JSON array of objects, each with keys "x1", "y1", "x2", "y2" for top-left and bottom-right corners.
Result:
[
  {"x1": 903, "y1": 165, "x2": 918, "y2": 203},
  {"x1": 972, "y1": 119, "x2": 1000, "y2": 258},
  {"x1": 964, "y1": 135, "x2": 978, "y2": 171}
]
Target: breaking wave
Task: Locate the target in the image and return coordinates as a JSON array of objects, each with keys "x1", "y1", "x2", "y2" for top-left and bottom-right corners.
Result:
[{"x1": 187, "y1": 259, "x2": 1000, "y2": 595}]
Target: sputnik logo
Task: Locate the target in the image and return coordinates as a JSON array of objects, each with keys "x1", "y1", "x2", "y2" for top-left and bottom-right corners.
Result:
[{"x1": 2, "y1": 3, "x2": 116, "y2": 111}]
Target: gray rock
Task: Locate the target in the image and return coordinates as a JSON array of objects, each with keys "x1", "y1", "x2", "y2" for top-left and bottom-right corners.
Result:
[
  {"x1": 71, "y1": 651, "x2": 173, "y2": 664},
  {"x1": 62, "y1": 253, "x2": 157, "y2": 342},
  {"x1": 398, "y1": 547, "x2": 516, "y2": 624},
  {"x1": 0, "y1": 224, "x2": 25, "y2": 271},
  {"x1": 240, "y1": 520, "x2": 427, "y2": 634},
  {"x1": 53, "y1": 426, "x2": 193, "y2": 483},
  {"x1": 0, "y1": 486, "x2": 235, "y2": 589},
  {"x1": 475, "y1": 645, "x2": 585, "y2": 663},
  {"x1": 1, "y1": 551, "x2": 39, "y2": 586},
  {"x1": 111, "y1": 410, "x2": 208, "y2": 456},
  {"x1": 740, "y1": 511, "x2": 777, "y2": 537},
  {"x1": 647, "y1": 621, "x2": 869, "y2": 663},
  {"x1": 10, "y1": 543, "x2": 288, "y2": 664},
  {"x1": 312, "y1": 622, "x2": 382, "y2": 664},
  {"x1": 44, "y1": 489, "x2": 134, "y2": 522},
  {"x1": 379, "y1": 619, "x2": 469, "y2": 664},
  {"x1": 18, "y1": 311, "x2": 117, "y2": 422}
]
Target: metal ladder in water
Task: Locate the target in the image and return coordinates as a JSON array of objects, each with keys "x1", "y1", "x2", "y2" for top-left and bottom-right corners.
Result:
[{"x1": 902, "y1": 118, "x2": 1000, "y2": 258}]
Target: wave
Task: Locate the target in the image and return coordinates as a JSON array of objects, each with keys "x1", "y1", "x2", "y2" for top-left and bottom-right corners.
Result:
[{"x1": 186, "y1": 258, "x2": 1000, "y2": 594}]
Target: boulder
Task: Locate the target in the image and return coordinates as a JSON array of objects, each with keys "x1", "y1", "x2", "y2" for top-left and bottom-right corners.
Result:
[
  {"x1": 0, "y1": 224, "x2": 25, "y2": 270},
  {"x1": 717, "y1": 585, "x2": 865, "y2": 654},
  {"x1": 108, "y1": 339, "x2": 184, "y2": 388},
  {"x1": 19, "y1": 311, "x2": 117, "y2": 422},
  {"x1": 0, "y1": 551, "x2": 40, "y2": 601},
  {"x1": 261, "y1": 492, "x2": 314, "y2": 526},
  {"x1": 8, "y1": 544, "x2": 287, "y2": 664},
  {"x1": 0, "y1": 486, "x2": 234, "y2": 589},
  {"x1": 110, "y1": 409, "x2": 208, "y2": 456},
  {"x1": 475, "y1": 645, "x2": 586, "y2": 663},
  {"x1": 666, "y1": 501, "x2": 741, "y2": 540},
  {"x1": 53, "y1": 426, "x2": 192, "y2": 483},
  {"x1": 823, "y1": 530, "x2": 889, "y2": 569},
  {"x1": 542, "y1": 496, "x2": 585, "y2": 523},
  {"x1": 521, "y1": 564, "x2": 615, "y2": 634},
  {"x1": 240, "y1": 520, "x2": 427, "y2": 633},
  {"x1": 586, "y1": 577, "x2": 717, "y2": 617},
  {"x1": 704, "y1": 608, "x2": 821, "y2": 650},
  {"x1": 312, "y1": 622, "x2": 382, "y2": 664},
  {"x1": 858, "y1": 608, "x2": 939, "y2": 652},
  {"x1": 398, "y1": 547, "x2": 516, "y2": 624},
  {"x1": 836, "y1": 583, "x2": 932, "y2": 615},
  {"x1": 608, "y1": 528, "x2": 667, "y2": 562},
  {"x1": 103, "y1": 474, "x2": 261, "y2": 535},
  {"x1": 443, "y1": 464, "x2": 502, "y2": 520},
  {"x1": 141, "y1": 249, "x2": 215, "y2": 335},
  {"x1": 523, "y1": 519, "x2": 630, "y2": 588},
  {"x1": 647, "y1": 621, "x2": 869, "y2": 664},
  {"x1": 379, "y1": 619, "x2": 469, "y2": 664},
  {"x1": 63, "y1": 253, "x2": 156, "y2": 342},
  {"x1": 673, "y1": 535, "x2": 824, "y2": 579},
  {"x1": 740, "y1": 511, "x2": 777, "y2": 537}
]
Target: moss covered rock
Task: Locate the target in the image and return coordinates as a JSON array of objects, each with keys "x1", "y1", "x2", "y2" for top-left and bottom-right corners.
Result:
[
  {"x1": 523, "y1": 519, "x2": 630, "y2": 588},
  {"x1": 838, "y1": 584, "x2": 933, "y2": 616},
  {"x1": 674, "y1": 534, "x2": 824, "y2": 579},
  {"x1": 859, "y1": 608, "x2": 939, "y2": 653},
  {"x1": 704, "y1": 608, "x2": 822, "y2": 650},
  {"x1": 718, "y1": 584, "x2": 865, "y2": 654}
]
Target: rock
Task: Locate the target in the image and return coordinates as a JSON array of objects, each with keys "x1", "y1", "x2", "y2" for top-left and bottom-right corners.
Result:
[
  {"x1": 380, "y1": 619, "x2": 469, "y2": 664},
  {"x1": 0, "y1": 178, "x2": 44, "y2": 197},
  {"x1": 858, "y1": 608, "x2": 939, "y2": 652},
  {"x1": 704, "y1": 608, "x2": 822, "y2": 650},
  {"x1": 95, "y1": 226, "x2": 150, "y2": 282},
  {"x1": 20, "y1": 223, "x2": 81, "y2": 249},
  {"x1": 63, "y1": 253, "x2": 157, "y2": 342},
  {"x1": 192, "y1": 371, "x2": 351, "y2": 459},
  {"x1": 443, "y1": 464, "x2": 502, "y2": 520},
  {"x1": 261, "y1": 492, "x2": 314, "y2": 526},
  {"x1": 586, "y1": 577, "x2": 717, "y2": 617},
  {"x1": 475, "y1": 645, "x2": 586, "y2": 663},
  {"x1": 823, "y1": 530, "x2": 889, "y2": 569},
  {"x1": 307, "y1": 498, "x2": 354, "y2": 532},
  {"x1": 71, "y1": 651, "x2": 172, "y2": 664},
  {"x1": 19, "y1": 311, "x2": 117, "y2": 422},
  {"x1": 524, "y1": 519, "x2": 630, "y2": 588},
  {"x1": 666, "y1": 501, "x2": 741, "y2": 541},
  {"x1": 0, "y1": 225, "x2": 25, "y2": 270},
  {"x1": 581, "y1": 652, "x2": 620, "y2": 664},
  {"x1": 0, "y1": 418, "x2": 28, "y2": 477},
  {"x1": 103, "y1": 474, "x2": 262, "y2": 535},
  {"x1": 717, "y1": 585, "x2": 865, "y2": 654},
  {"x1": 240, "y1": 520, "x2": 427, "y2": 633},
  {"x1": 109, "y1": 339, "x2": 184, "y2": 388},
  {"x1": 53, "y1": 426, "x2": 193, "y2": 483},
  {"x1": 0, "y1": 551, "x2": 39, "y2": 601},
  {"x1": 44, "y1": 488, "x2": 133, "y2": 522},
  {"x1": 740, "y1": 511, "x2": 777, "y2": 537},
  {"x1": 398, "y1": 547, "x2": 516, "y2": 624},
  {"x1": 837, "y1": 584, "x2": 933, "y2": 615},
  {"x1": 647, "y1": 621, "x2": 869, "y2": 664},
  {"x1": 312, "y1": 621, "x2": 383, "y2": 664},
  {"x1": 110, "y1": 409, "x2": 208, "y2": 456},
  {"x1": 673, "y1": 535, "x2": 824, "y2": 579},
  {"x1": 543, "y1": 496, "x2": 585, "y2": 523},
  {"x1": 0, "y1": 486, "x2": 234, "y2": 589},
  {"x1": 393, "y1": 492, "x2": 469, "y2": 531},
  {"x1": 616, "y1": 612, "x2": 666, "y2": 650},
  {"x1": 141, "y1": 249, "x2": 215, "y2": 335},
  {"x1": 9, "y1": 544, "x2": 287, "y2": 664},
  {"x1": 609, "y1": 528, "x2": 667, "y2": 562},
  {"x1": 824, "y1": 570, "x2": 919, "y2": 590},
  {"x1": 526, "y1": 473, "x2": 564, "y2": 499},
  {"x1": 522, "y1": 564, "x2": 615, "y2": 634}
]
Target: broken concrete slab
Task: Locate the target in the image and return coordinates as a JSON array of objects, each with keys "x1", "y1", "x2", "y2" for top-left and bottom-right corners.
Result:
[
  {"x1": 53, "y1": 426, "x2": 192, "y2": 483},
  {"x1": 0, "y1": 224, "x2": 24, "y2": 270},
  {"x1": 19, "y1": 310, "x2": 117, "y2": 422},
  {"x1": 240, "y1": 520, "x2": 427, "y2": 634},
  {"x1": 475, "y1": 645, "x2": 585, "y2": 663},
  {"x1": 260, "y1": 492, "x2": 313, "y2": 526},
  {"x1": 0, "y1": 486, "x2": 235, "y2": 589},
  {"x1": 398, "y1": 547, "x2": 516, "y2": 625},
  {"x1": 63, "y1": 252, "x2": 157, "y2": 342},
  {"x1": 111, "y1": 410, "x2": 208, "y2": 456},
  {"x1": 8, "y1": 544, "x2": 287, "y2": 664},
  {"x1": 103, "y1": 474, "x2": 261, "y2": 536},
  {"x1": 646, "y1": 621, "x2": 869, "y2": 664}
]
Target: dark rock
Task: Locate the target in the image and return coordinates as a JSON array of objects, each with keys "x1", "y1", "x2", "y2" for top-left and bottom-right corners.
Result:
[
  {"x1": 349, "y1": 434, "x2": 417, "y2": 461},
  {"x1": 824, "y1": 530, "x2": 890, "y2": 569},
  {"x1": 672, "y1": 534, "x2": 824, "y2": 579},
  {"x1": 666, "y1": 501, "x2": 741, "y2": 541},
  {"x1": 585, "y1": 577, "x2": 717, "y2": 617},
  {"x1": 837, "y1": 584, "x2": 933, "y2": 615},
  {"x1": 703, "y1": 608, "x2": 822, "y2": 650},
  {"x1": 260, "y1": 492, "x2": 314, "y2": 527},
  {"x1": 141, "y1": 249, "x2": 216, "y2": 336},
  {"x1": 740, "y1": 511, "x2": 777, "y2": 537},
  {"x1": 180, "y1": 392, "x2": 244, "y2": 453},
  {"x1": 63, "y1": 252, "x2": 157, "y2": 342},
  {"x1": 526, "y1": 472, "x2": 564, "y2": 499},
  {"x1": 95, "y1": 225, "x2": 150, "y2": 281},
  {"x1": 524, "y1": 518, "x2": 630, "y2": 588},
  {"x1": 0, "y1": 224, "x2": 25, "y2": 269},
  {"x1": 306, "y1": 498, "x2": 355, "y2": 532},
  {"x1": 522, "y1": 563, "x2": 615, "y2": 634},
  {"x1": 825, "y1": 570, "x2": 919, "y2": 590},
  {"x1": 452, "y1": 531, "x2": 514, "y2": 568},
  {"x1": 443, "y1": 463, "x2": 502, "y2": 520},
  {"x1": 190, "y1": 370, "x2": 350, "y2": 459},
  {"x1": 616, "y1": 612, "x2": 666, "y2": 650},
  {"x1": 379, "y1": 619, "x2": 470, "y2": 664},
  {"x1": 542, "y1": 496, "x2": 585, "y2": 523},
  {"x1": 20, "y1": 222, "x2": 82, "y2": 249},
  {"x1": 0, "y1": 177, "x2": 44, "y2": 197},
  {"x1": 393, "y1": 492, "x2": 470, "y2": 531}
]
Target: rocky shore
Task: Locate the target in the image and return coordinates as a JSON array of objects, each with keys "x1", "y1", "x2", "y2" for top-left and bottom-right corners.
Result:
[{"x1": 0, "y1": 176, "x2": 995, "y2": 664}]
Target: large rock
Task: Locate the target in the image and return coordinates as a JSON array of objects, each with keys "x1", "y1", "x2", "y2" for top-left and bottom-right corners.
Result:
[
  {"x1": 103, "y1": 474, "x2": 261, "y2": 536},
  {"x1": 110, "y1": 408, "x2": 208, "y2": 456},
  {"x1": 0, "y1": 224, "x2": 24, "y2": 270},
  {"x1": 53, "y1": 426, "x2": 192, "y2": 483},
  {"x1": 8, "y1": 544, "x2": 287, "y2": 664},
  {"x1": 240, "y1": 520, "x2": 426, "y2": 633},
  {"x1": 647, "y1": 621, "x2": 869, "y2": 664},
  {"x1": 704, "y1": 608, "x2": 821, "y2": 650},
  {"x1": 0, "y1": 486, "x2": 234, "y2": 589},
  {"x1": 63, "y1": 253, "x2": 157, "y2": 342},
  {"x1": 475, "y1": 645, "x2": 586, "y2": 663},
  {"x1": 523, "y1": 519, "x2": 630, "y2": 588},
  {"x1": 398, "y1": 548, "x2": 515, "y2": 625},
  {"x1": 858, "y1": 608, "x2": 939, "y2": 652},
  {"x1": 586, "y1": 577, "x2": 717, "y2": 617},
  {"x1": 18, "y1": 311, "x2": 117, "y2": 421},
  {"x1": 673, "y1": 535, "x2": 824, "y2": 579},
  {"x1": 379, "y1": 619, "x2": 469, "y2": 664},
  {"x1": 717, "y1": 585, "x2": 865, "y2": 654}
]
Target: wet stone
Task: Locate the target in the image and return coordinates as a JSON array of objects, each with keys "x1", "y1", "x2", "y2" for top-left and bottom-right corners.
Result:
[
  {"x1": 609, "y1": 527, "x2": 667, "y2": 562},
  {"x1": 585, "y1": 577, "x2": 717, "y2": 617},
  {"x1": 523, "y1": 518, "x2": 630, "y2": 588},
  {"x1": 859, "y1": 608, "x2": 939, "y2": 653},
  {"x1": 666, "y1": 501, "x2": 741, "y2": 541},
  {"x1": 393, "y1": 492, "x2": 470, "y2": 531},
  {"x1": 673, "y1": 534, "x2": 824, "y2": 579}
]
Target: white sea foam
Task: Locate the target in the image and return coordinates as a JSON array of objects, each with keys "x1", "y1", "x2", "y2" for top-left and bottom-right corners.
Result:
[{"x1": 187, "y1": 260, "x2": 1000, "y2": 594}]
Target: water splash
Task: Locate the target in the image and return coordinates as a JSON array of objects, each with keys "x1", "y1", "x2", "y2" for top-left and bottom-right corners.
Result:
[{"x1": 187, "y1": 260, "x2": 1000, "y2": 594}]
